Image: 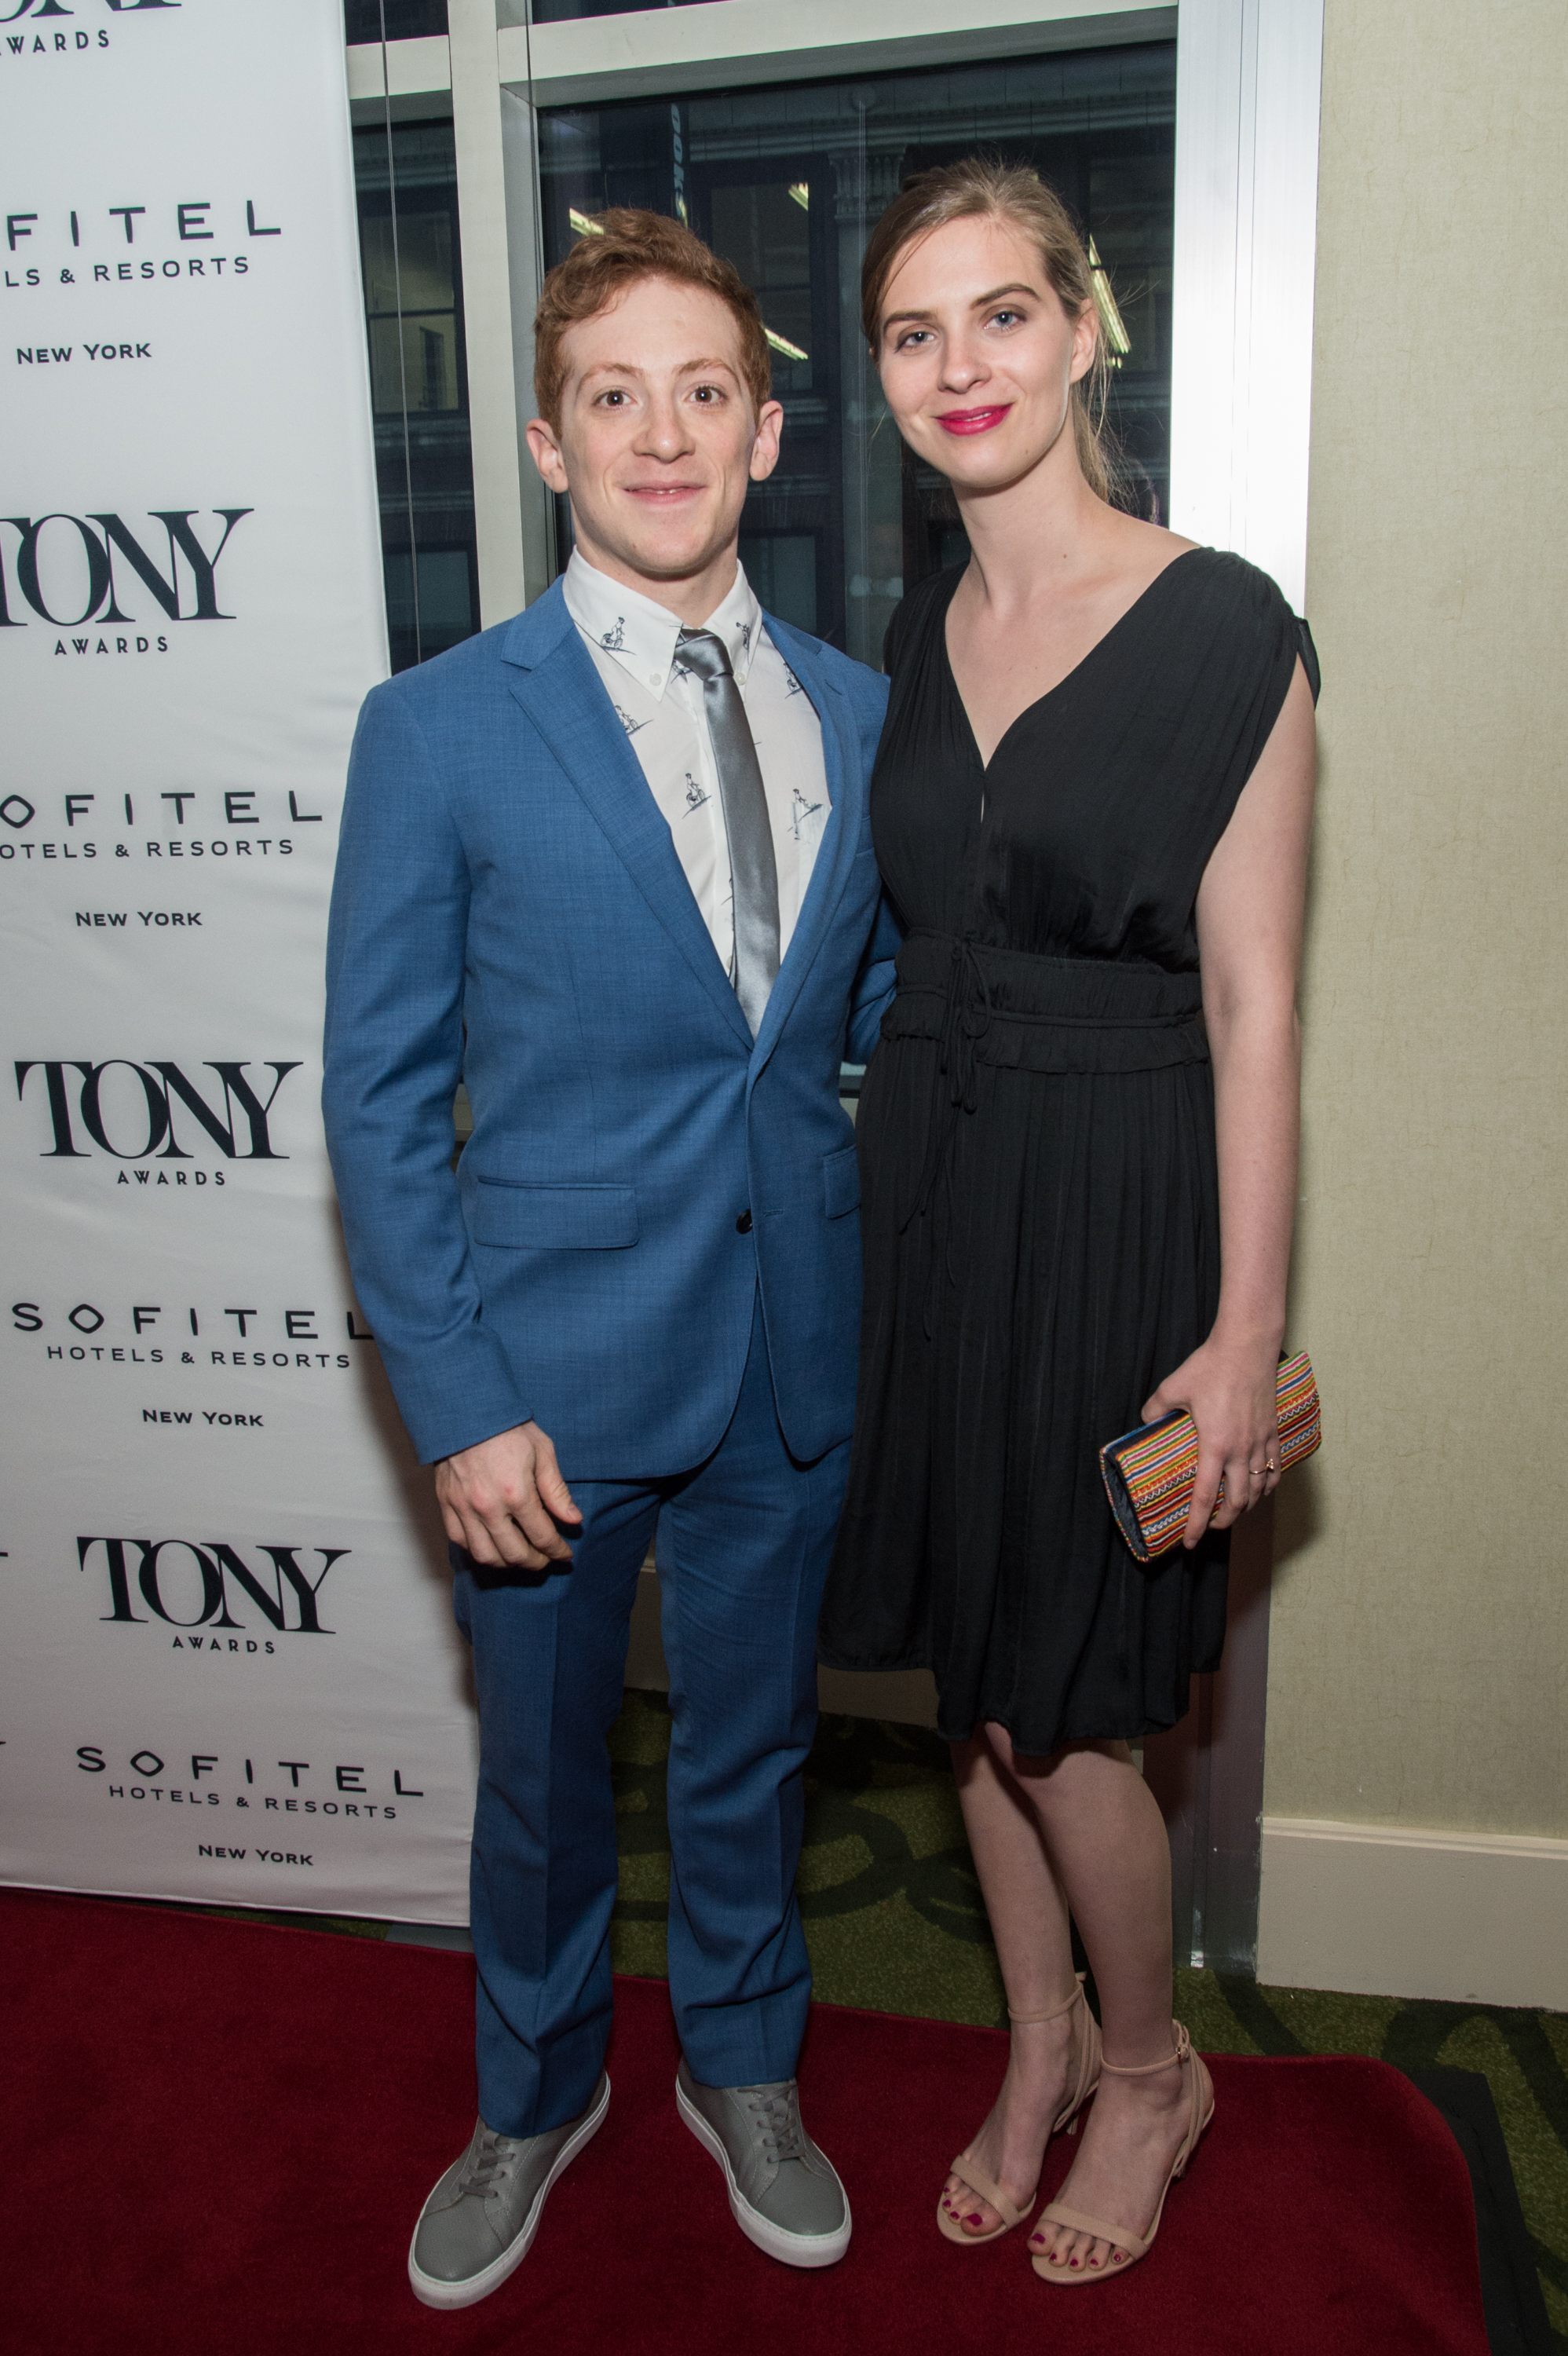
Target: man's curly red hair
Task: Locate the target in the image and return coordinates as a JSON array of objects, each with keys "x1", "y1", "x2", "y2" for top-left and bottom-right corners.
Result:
[{"x1": 532, "y1": 207, "x2": 772, "y2": 430}]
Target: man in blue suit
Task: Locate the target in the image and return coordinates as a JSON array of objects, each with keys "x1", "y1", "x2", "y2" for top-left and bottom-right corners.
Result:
[{"x1": 323, "y1": 210, "x2": 894, "y2": 2306}]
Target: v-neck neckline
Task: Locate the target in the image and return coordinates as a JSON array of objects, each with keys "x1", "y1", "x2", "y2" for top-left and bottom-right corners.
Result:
[{"x1": 941, "y1": 546, "x2": 1204, "y2": 780}]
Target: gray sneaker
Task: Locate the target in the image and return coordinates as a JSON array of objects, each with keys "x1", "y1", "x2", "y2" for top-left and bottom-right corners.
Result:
[
  {"x1": 675, "y1": 2057, "x2": 851, "y2": 2268},
  {"x1": 407, "y1": 2072, "x2": 610, "y2": 2310}
]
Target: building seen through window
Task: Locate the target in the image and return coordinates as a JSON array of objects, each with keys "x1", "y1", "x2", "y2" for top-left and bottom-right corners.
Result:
[
  {"x1": 343, "y1": 0, "x2": 448, "y2": 44},
  {"x1": 353, "y1": 120, "x2": 480, "y2": 673},
  {"x1": 539, "y1": 42, "x2": 1176, "y2": 665}
]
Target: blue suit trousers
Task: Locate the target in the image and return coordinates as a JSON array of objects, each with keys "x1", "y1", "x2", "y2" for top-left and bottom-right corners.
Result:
[{"x1": 453, "y1": 1290, "x2": 849, "y2": 2137}]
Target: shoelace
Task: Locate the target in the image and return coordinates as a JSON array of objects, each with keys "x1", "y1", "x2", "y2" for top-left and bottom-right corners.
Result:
[
  {"x1": 739, "y1": 2083, "x2": 809, "y2": 2167},
  {"x1": 456, "y1": 2130, "x2": 524, "y2": 2198}
]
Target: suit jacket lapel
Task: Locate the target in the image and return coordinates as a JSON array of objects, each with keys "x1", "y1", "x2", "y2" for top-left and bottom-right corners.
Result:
[
  {"x1": 501, "y1": 587, "x2": 753, "y2": 1052},
  {"x1": 748, "y1": 616, "x2": 867, "y2": 1072}
]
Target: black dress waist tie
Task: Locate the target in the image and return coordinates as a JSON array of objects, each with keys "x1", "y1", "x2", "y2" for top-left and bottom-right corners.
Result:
[{"x1": 886, "y1": 930, "x2": 1211, "y2": 1233}]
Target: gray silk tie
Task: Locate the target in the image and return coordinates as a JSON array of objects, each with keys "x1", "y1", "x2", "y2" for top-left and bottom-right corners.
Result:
[{"x1": 674, "y1": 626, "x2": 781, "y2": 1037}]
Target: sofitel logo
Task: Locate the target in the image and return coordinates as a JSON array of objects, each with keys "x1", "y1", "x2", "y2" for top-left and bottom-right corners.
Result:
[
  {"x1": 0, "y1": 509, "x2": 249, "y2": 628},
  {"x1": 79, "y1": 1535, "x2": 348, "y2": 1634},
  {"x1": 16, "y1": 1058, "x2": 298, "y2": 1159}
]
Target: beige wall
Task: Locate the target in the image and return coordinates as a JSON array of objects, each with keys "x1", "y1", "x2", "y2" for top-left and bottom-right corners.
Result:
[{"x1": 1265, "y1": 0, "x2": 1568, "y2": 1836}]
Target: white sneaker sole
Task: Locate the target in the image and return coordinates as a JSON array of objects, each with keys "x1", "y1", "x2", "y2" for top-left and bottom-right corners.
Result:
[
  {"x1": 675, "y1": 2073, "x2": 852, "y2": 2270},
  {"x1": 408, "y1": 2072, "x2": 612, "y2": 2310}
]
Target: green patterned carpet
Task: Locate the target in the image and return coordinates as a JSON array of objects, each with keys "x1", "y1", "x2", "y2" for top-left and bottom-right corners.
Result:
[{"x1": 612, "y1": 1691, "x2": 1568, "y2": 2347}]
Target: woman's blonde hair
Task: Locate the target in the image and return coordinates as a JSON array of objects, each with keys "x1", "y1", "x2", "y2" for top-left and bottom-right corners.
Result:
[{"x1": 861, "y1": 156, "x2": 1117, "y2": 503}]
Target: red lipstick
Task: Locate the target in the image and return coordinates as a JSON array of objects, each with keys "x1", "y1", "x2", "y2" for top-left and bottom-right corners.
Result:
[{"x1": 936, "y1": 405, "x2": 1012, "y2": 435}]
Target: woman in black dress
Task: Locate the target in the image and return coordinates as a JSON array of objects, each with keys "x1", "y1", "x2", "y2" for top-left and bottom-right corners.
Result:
[{"x1": 819, "y1": 161, "x2": 1316, "y2": 2285}]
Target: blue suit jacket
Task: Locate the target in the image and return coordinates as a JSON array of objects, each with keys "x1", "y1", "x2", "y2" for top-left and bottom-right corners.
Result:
[{"x1": 323, "y1": 579, "x2": 897, "y2": 1476}]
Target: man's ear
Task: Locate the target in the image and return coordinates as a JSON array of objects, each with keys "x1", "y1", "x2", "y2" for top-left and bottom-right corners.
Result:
[
  {"x1": 747, "y1": 398, "x2": 786, "y2": 485},
  {"x1": 526, "y1": 416, "x2": 570, "y2": 493}
]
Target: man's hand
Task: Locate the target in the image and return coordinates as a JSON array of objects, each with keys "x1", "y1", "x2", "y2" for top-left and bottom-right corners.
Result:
[{"x1": 434, "y1": 1421, "x2": 583, "y2": 1571}]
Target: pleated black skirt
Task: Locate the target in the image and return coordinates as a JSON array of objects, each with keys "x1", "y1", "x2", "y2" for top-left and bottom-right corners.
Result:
[{"x1": 818, "y1": 932, "x2": 1230, "y2": 1755}]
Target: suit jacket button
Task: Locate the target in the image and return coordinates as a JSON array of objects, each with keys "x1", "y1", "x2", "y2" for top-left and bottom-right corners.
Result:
[{"x1": 735, "y1": 1209, "x2": 753, "y2": 1234}]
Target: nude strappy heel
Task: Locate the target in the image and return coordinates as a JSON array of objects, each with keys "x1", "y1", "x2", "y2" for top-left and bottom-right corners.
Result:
[
  {"x1": 937, "y1": 1973, "x2": 1104, "y2": 2248},
  {"x1": 1029, "y1": 2019, "x2": 1214, "y2": 2285}
]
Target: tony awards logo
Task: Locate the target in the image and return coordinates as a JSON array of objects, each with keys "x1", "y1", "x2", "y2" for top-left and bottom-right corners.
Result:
[
  {"x1": 79, "y1": 1534, "x2": 350, "y2": 1636},
  {"x1": 3, "y1": 0, "x2": 182, "y2": 53},
  {"x1": 15, "y1": 1058, "x2": 299, "y2": 1164},
  {"x1": 0, "y1": 510, "x2": 250, "y2": 631}
]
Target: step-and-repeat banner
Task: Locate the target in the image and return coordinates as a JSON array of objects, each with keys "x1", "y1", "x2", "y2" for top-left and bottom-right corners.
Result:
[{"x1": 1, "y1": 0, "x2": 480, "y2": 1922}]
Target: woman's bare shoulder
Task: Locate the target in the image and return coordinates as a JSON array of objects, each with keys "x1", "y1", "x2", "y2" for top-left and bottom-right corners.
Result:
[{"x1": 1102, "y1": 507, "x2": 1200, "y2": 579}]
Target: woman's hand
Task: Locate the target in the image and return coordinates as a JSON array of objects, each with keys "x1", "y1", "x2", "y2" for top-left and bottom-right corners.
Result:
[{"x1": 1142, "y1": 1335, "x2": 1281, "y2": 1549}]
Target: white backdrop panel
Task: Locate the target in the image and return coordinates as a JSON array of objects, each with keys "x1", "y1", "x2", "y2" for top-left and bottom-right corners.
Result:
[{"x1": 1, "y1": 0, "x2": 479, "y2": 1924}]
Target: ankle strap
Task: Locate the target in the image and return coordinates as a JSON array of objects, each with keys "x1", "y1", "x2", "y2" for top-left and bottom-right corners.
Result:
[
  {"x1": 1100, "y1": 2021, "x2": 1190, "y2": 2077},
  {"x1": 1008, "y1": 1970, "x2": 1087, "y2": 2027}
]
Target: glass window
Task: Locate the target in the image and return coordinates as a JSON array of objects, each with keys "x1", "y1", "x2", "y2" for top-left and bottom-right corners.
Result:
[
  {"x1": 538, "y1": 43, "x2": 1175, "y2": 666},
  {"x1": 344, "y1": 0, "x2": 448, "y2": 42},
  {"x1": 353, "y1": 120, "x2": 481, "y2": 672}
]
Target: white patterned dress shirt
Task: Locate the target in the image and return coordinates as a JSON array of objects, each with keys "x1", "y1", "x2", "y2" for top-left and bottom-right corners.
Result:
[{"x1": 562, "y1": 551, "x2": 832, "y2": 978}]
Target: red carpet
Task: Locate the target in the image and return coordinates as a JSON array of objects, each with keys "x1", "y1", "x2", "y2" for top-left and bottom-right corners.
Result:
[{"x1": 2, "y1": 1889, "x2": 1489, "y2": 2355}]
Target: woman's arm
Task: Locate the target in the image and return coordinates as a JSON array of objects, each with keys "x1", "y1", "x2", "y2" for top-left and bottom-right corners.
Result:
[{"x1": 1142, "y1": 657, "x2": 1318, "y2": 1544}]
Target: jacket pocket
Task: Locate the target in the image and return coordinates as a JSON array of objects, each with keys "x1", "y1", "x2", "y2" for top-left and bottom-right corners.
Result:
[
  {"x1": 472, "y1": 1180, "x2": 639, "y2": 1249},
  {"x1": 822, "y1": 1142, "x2": 860, "y2": 1220}
]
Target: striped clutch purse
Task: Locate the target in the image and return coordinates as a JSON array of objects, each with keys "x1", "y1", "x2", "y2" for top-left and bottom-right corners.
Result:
[{"x1": 1099, "y1": 1352, "x2": 1321, "y2": 1564}]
